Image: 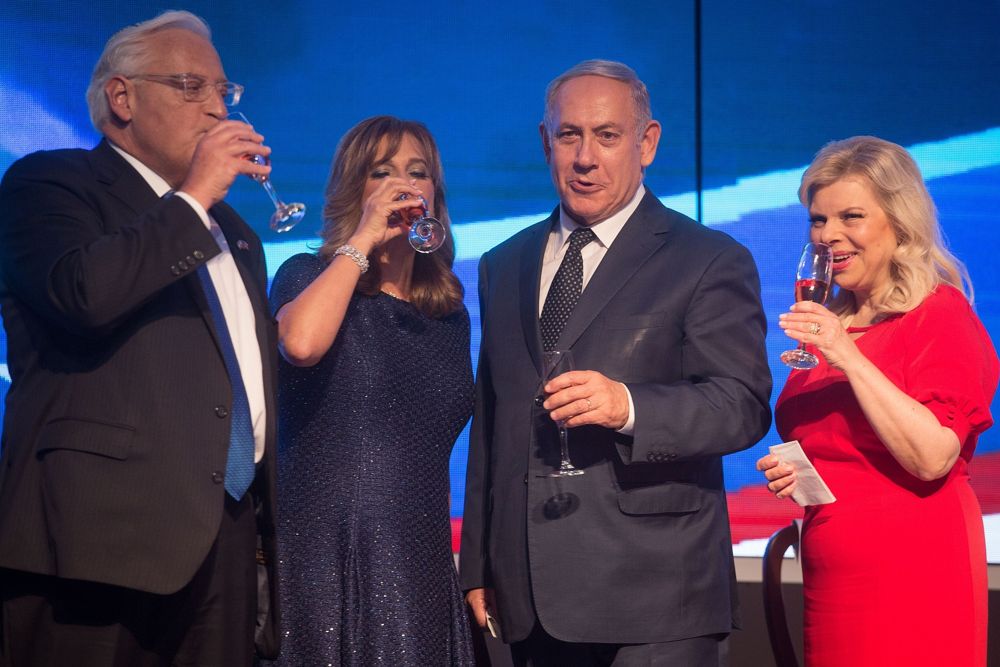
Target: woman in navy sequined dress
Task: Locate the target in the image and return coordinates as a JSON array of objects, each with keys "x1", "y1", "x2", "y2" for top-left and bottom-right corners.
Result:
[{"x1": 268, "y1": 116, "x2": 475, "y2": 665}]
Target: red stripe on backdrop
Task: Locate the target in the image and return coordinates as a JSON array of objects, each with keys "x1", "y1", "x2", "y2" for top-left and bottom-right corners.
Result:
[
  {"x1": 451, "y1": 518, "x2": 462, "y2": 554},
  {"x1": 450, "y1": 450, "x2": 1000, "y2": 552}
]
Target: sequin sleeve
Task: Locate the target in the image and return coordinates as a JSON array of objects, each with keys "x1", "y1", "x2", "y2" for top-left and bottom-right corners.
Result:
[{"x1": 268, "y1": 253, "x2": 325, "y2": 318}]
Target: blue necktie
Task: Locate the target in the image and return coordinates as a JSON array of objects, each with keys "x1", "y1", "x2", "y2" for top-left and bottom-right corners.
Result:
[{"x1": 197, "y1": 265, "x2": 255, "y2": 500}]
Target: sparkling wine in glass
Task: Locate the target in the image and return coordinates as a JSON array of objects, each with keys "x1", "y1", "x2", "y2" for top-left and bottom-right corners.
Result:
[
  {"x1": 539, "y1": 349, "x2": 584, "y2": 477},
  {"x1": 780, "y1": 242, "x2": 833, "y2": 369},
  {"x1": 227, "y1": 112, "x2": 306, "y2": 233},
  {"x1": 387, "y1": 193, "x2": 447, "y2": 253}
]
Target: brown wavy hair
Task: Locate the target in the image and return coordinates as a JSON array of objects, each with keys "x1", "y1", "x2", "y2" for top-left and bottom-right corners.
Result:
[
  {"x1": 799, "y1": 135, "x2": 972, "y2": 319},
  {"x1": 317, "y1": 116, "x2": 463, "y2": 318}
]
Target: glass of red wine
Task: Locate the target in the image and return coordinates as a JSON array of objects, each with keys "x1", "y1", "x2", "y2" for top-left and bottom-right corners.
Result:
[
  {"x1": 388, "y1": 193, "x2": 447, "y2": 253},
  {"x1": 227, "y1": 112, "x2": 306, "y2": 233},
  {"x1": 780, "y1": 242, "x2": 833, "y2": 369},
  {"x1": 539, "y1": 349, "x2": 584, "y2": 477}
]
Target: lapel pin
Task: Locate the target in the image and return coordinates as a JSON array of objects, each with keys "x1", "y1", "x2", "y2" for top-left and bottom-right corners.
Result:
[{"x1": 236, "y1": 240, "x2": 250, "y2": 251}]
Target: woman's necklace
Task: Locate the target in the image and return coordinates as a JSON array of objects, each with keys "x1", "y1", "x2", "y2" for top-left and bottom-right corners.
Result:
[{"x1": 380, "y1": 287, "x2": 408, "y2": 301}]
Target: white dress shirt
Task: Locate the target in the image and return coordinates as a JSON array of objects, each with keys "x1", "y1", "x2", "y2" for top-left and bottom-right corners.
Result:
[
  {"x1": 538, "y1": 184, "x2": 647, "y2": 435},
  {"x1": 111, "y1": 144, "x2": 267, "y2": 462}
]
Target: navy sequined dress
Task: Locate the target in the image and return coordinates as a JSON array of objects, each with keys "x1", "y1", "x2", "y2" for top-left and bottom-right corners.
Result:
[{"x1": 269, "y1": 253, "x2": 475, "y2": 666}]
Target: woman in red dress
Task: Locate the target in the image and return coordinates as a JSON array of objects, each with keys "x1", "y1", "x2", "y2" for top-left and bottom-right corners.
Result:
[{"x1": 757, "y1": 136, "x2": 999, "y2": 667}]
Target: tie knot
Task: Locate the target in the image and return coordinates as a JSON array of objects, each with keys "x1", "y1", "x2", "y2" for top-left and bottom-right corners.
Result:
[{"x1": 568, "y1": 227, "x2": 596, "y2": 251}]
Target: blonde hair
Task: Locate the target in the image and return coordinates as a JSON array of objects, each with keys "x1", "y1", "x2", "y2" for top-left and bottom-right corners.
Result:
[
  {"x1": 317, "y1": 116, "x2": 463, "y2": 318},
  {"x1": 798, "y1": 135, "x2": 971, "y2": 318}
]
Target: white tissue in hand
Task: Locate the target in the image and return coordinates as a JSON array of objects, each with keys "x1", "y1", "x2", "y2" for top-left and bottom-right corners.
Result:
[{"x1": 768, "y1": 440, "x2": 837, "y2": 507}]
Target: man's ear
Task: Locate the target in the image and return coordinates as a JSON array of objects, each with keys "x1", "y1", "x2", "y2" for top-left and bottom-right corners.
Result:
[
  {"x1": 639, "y1": 120, "x2": 661, "y2": 169},
  {"x1": 105, "y1": 75, "x2": 134, "y2": 124},
  {"x1": 539, "y1": 122, "x2": 551, "y2": 164}
]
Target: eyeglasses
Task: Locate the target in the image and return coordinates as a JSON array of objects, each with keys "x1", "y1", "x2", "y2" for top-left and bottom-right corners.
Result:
[{"x1": 128, "y1": 73, "x2": 244, "y2": 106}]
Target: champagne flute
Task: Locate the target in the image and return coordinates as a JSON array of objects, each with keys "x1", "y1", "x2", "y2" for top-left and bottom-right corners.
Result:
[
  {"x1": 540, "y1": 349, "x2": 584, "y2": 477},
  {"x1": 388, "y1": 193, "x2": 447, "y2": 253},
  {"x1": 780, "y1": 242, "x2": 833, "y2": 369},
  {"x1": 227, "y1": 112, "x2": 306, "y2": 233}
]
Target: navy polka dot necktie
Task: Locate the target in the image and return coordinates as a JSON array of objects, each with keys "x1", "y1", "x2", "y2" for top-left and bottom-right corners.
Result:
[{"x1": 540, "y1": 227, "x2": 597, "y2": 351}]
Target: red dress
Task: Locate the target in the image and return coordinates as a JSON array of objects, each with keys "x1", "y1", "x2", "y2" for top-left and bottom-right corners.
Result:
[{"x1": 775, "y1": 286, "x2": 999, "y2": 667}]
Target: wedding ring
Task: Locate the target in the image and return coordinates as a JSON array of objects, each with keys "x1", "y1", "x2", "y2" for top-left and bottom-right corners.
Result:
[
  {"x1": 809, "y1": 322, "x2": 821, "y2": 335},
  {"x1": 585, "y1": 398, "x2": 593, "y2": 411}
]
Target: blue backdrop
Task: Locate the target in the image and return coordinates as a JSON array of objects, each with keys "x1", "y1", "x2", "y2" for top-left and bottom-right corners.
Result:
[{"x1": 2, "y1": 0, "x2": 998, "y2": 554}]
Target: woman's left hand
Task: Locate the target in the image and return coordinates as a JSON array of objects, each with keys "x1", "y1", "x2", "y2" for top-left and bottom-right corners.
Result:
[
  {"x1": 778, "y1": 301, "x2": 863, "y2": 372},
  {"x1": 756, "y1": 454, "x2": 798, "y2": 500}
]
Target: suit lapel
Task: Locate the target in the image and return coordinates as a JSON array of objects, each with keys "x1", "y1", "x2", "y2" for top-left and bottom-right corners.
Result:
[
  {"x1": 212, "y1": 208, "x2": 267, "y2": 314},
  {"x1": 191, "y1": 207, "x2": 276, "y2": 450},
  {"x1": 90, "y1": 140, "x2": 161, "y2": 222},
  {"x1": 554, "y1": 191, "x2": 671, "y2": 351},
  {"x1": 193, "y1": 207, "x2": 269, "y2": 359},
  {"x1": 519, "y1": 211, "x2": 557, "y2": 374},
  {"x1": 212, "y1": 207, "x2": 277, "y2": 451}
]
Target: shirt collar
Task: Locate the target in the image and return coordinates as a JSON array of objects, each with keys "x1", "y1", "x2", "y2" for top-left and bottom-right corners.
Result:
[
  {"x1": 556, "y1": 183, "x2": 646, "y2": 249},
  {"x1": 108, "y1": 142, "x2": 173, "y2": 198}
]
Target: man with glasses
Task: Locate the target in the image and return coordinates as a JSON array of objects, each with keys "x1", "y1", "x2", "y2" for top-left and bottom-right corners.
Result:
[{"x1": 0, "y1": 11, "x2": 279, "y2": 666}]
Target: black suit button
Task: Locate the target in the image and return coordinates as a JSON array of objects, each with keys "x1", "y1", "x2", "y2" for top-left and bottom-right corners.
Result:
[
  {"x1": 534, "y1": 395, "x2": 545, "y2": 407},
  {"x1": 178, "y1": 259, "x2": 188, "y2": 270},
  {"x1": 186, "y1": 255, "x2": 196, "y2": 265},
  {"x1": 170, "y1": 265, "x2": 180, "y2": 276},
  {"x1": 193, "y1": 250, "x2": 205, "y2": 260},
  {"x1": 215, "y1": 405, "x2": 228, "y2": 418},
  {"x1": 211, "y1": 471, "x2": 224, "y2": 484},
  {"x1": 523, "y1": 474, "x2": 529, "y2": 484}
]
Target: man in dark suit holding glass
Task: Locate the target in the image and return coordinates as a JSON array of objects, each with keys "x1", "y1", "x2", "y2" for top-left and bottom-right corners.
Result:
[
  {"x1": 0, "y1": 11, "x2": 279, "y2": 666},
  {"x1": 460, "y1": 59, "x2": 772, "y2": 665}
]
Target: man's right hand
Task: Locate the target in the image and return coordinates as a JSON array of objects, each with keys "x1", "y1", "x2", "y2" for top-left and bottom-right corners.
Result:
[
  {"x1": 465, "y1": 587, "x2": 497, "y2": 631},
  {"x1": 180, "y1": 119, "x2": 271, "y2": 211}
]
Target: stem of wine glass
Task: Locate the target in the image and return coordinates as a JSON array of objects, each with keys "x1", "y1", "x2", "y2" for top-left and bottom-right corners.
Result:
[
  {"x1": 260, "y1": 178, "x2": 284, "y2": 211},
  {"x1": 558, "y1": 425, "x2": 571, "y2": 464}
]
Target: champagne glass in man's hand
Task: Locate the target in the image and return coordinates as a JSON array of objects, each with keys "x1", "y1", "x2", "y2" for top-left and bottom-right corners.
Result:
[
  {"x1": 539, "y1": 349, "x2": 585, "y2": 477},
  {"x1": 780, "y1": 242, "x2": 833, "y2": 369},
  {"x1": 227, "y1": 112, "x2": 306, "y2": 233}
]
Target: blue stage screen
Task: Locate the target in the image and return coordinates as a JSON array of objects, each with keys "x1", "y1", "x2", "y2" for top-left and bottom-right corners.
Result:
[{"x1": 1, "y1": 0, "x2": 998, "y2": 557}]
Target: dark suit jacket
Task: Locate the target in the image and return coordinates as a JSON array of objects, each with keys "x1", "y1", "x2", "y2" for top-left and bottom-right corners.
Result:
[
  {"x1": 0, "y1": 140, "x2": 281, "y2": 658},
  {"x1": 459, "y1": 190, "x2": 772, "y2": 644}
]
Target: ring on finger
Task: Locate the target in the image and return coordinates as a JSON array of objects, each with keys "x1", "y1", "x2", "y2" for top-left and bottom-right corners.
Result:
[
  {"x1": 809, "y1": 322, "x2": 821, "y2": 335},
  {"x1": 584, "y1": 398, "x2": 593, "y2": 411}
]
